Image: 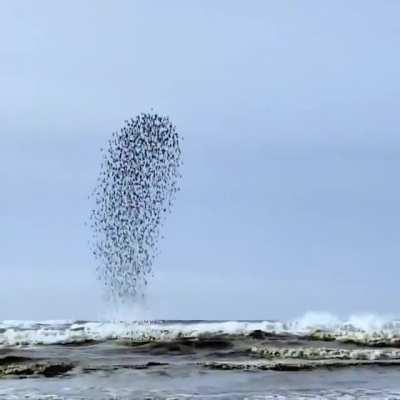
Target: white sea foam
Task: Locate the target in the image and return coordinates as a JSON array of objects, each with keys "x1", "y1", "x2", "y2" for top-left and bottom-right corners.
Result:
[
  {"x1": 1, "y1": 312, "x2": 400, "y2": 347},
  {"x1": 251, "y1": 346, "x2": 400, "y2": 361},
  {"x1": 293, "y1": 311, "x2": 396, "y2": 333}
]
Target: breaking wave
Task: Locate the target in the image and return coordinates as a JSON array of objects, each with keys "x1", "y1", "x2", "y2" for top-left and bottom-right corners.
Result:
[{"x1": 1, "y1": 312, "x2": 400, "y2": 348}]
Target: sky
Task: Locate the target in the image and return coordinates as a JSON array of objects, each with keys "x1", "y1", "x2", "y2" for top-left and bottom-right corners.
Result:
[{"x1": 1, "y1": 0, "x2": 400, "y2": 321}]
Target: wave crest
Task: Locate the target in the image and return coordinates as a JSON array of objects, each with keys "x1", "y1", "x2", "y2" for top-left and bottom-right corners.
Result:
[{"x1": 1, "y1": 312, "x2": 400, "y2": 347}]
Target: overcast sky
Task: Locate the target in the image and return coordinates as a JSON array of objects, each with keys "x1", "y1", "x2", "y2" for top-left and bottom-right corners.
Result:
[{"x1": 1, "y1": 1, "x2": 400, "y2": 321}]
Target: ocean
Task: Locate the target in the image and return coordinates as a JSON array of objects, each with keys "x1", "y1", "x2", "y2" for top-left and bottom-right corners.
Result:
[{"x1": 1, "y1": 315, "x2": 400, "y2": 399}]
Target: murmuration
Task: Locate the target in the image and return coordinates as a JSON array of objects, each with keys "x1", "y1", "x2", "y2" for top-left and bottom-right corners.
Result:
[{"x1": 90, "y1": 113, "x2": 182, "y2": 302}]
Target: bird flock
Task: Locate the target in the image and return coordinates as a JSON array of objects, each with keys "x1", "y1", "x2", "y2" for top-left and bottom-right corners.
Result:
[{"x1": 90, "y1": 113, "x2": 182, "y2": 302}]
